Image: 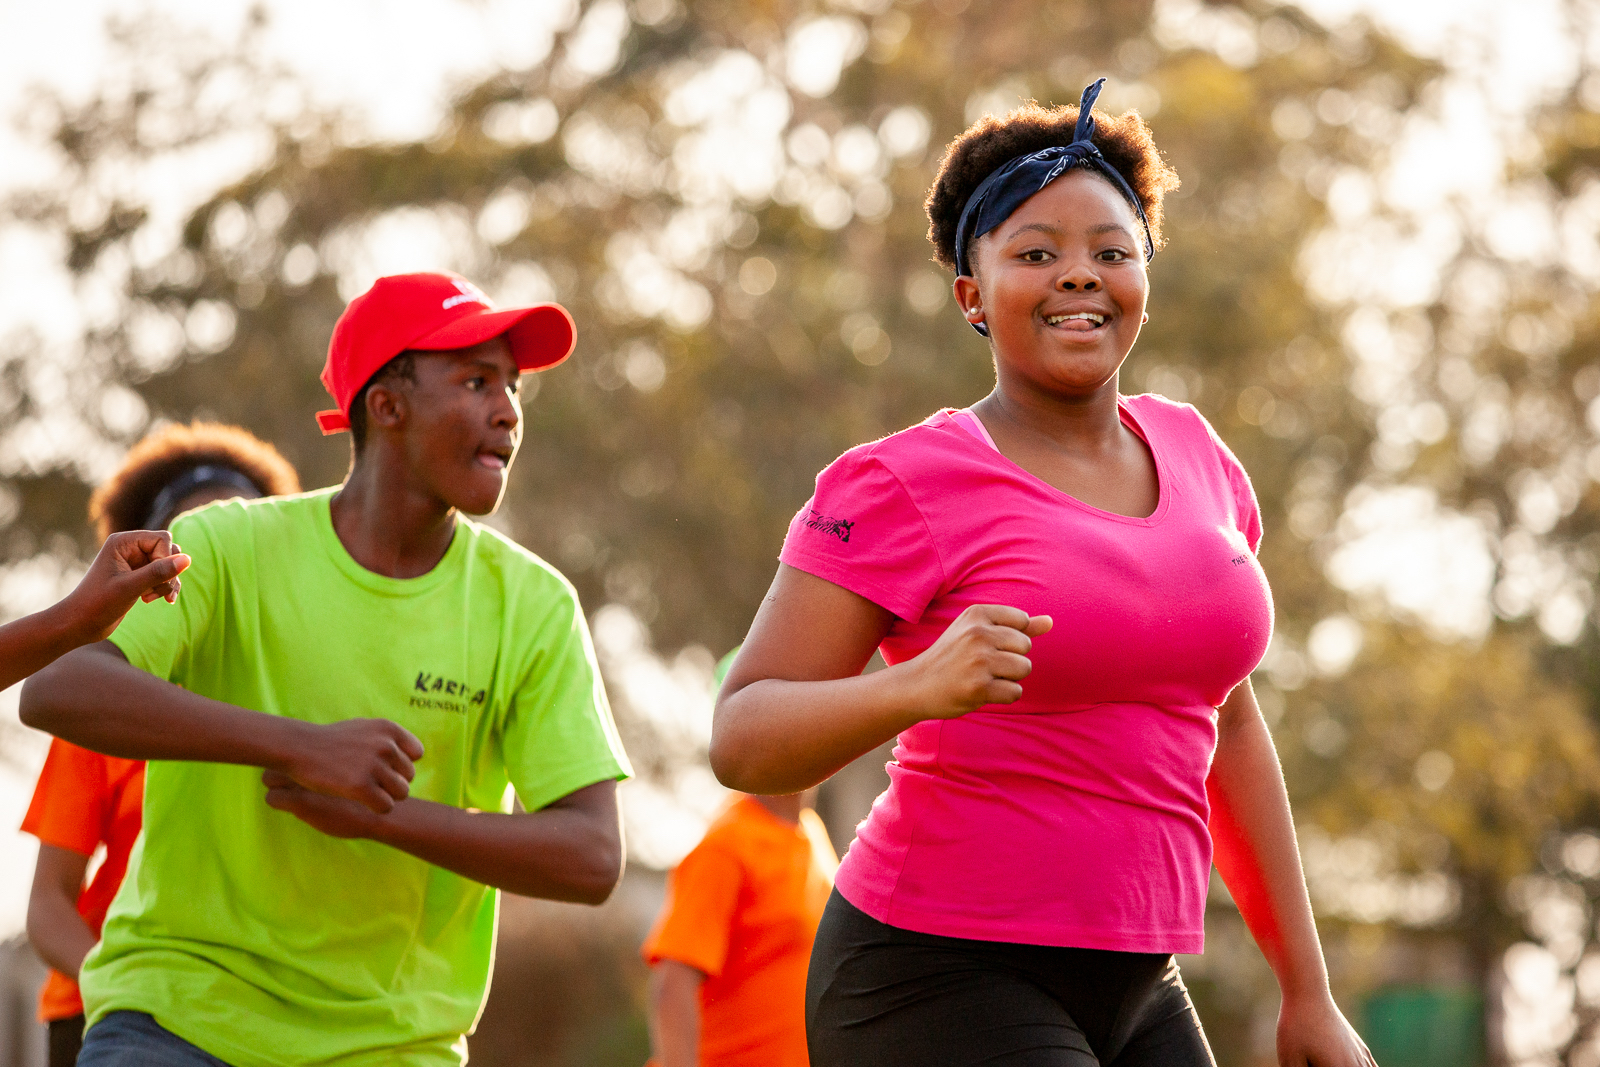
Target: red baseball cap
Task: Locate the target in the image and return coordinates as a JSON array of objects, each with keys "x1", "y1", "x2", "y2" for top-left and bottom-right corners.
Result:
[{"x1": 316, "y1": 271, "x2": 576, "y2": 435}]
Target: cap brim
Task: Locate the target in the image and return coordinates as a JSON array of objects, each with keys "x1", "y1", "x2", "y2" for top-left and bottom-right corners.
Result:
[
  {"x1": 413, "y1": 304, "x2": 576, "y2": 371},
  {"x1": 317, "y1": 409, "x2": 352, "y2": 435}
]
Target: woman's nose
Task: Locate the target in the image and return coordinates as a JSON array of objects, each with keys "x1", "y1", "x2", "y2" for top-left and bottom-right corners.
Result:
[{"x1": 1058, "y1": 267, "x2": 1100, "y2": 292}]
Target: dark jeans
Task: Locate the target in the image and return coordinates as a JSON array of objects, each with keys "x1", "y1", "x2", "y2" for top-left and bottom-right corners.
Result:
[
  {"x1": 807, "y1": 890, "x2": 1217, "y2": 1067},
  {"x1": 48, "y1": 1014, "x2": 83, "y2": 1067},
  {"x1": 77, "y1": 1011, "x2": 234, "y2": 1067}
]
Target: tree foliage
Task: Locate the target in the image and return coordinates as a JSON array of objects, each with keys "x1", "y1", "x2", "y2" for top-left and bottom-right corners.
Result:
[{"x1": 8, "y1": 0, "x2": 1600, "y2": 1062}]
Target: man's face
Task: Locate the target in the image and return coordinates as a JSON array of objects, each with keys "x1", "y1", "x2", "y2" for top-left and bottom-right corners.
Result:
[{"x1": 400, "y1": 337, "x2": 522, "y2": 516}]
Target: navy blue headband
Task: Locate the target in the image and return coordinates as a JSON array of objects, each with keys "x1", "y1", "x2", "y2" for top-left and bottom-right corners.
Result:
[
  {"x1": 953, "y1": 78, "x2": 1155, "y2": 337},
  {"x1": 144, "y1": 465, "x2": 260, "y2": 529}
]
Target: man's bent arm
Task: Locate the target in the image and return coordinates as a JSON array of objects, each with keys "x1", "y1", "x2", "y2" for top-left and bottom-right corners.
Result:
[
  {"x1": 23, "y1": 643, "x2": 311, "y2": 763},
  {"x1": 264, "y1": 775, "x2": 624, "y2": 904},
  {"x1": 22, "y1": 642, "x2": 424, "y2": 813}
]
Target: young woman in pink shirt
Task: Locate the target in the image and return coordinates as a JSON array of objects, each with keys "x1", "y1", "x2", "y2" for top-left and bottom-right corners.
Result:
[{"x1": 711, "y1": 80, "x2": 1378, "y2": 1067}]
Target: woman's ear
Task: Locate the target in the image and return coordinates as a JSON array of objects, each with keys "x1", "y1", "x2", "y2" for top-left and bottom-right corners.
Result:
[{"x1": 952, "y1": 274, "x2": 985, "y2": 330}]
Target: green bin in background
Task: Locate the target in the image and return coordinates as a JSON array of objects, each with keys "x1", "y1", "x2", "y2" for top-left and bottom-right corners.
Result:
[{"x1": 1359, "y1": 986, "x2": 1484, "y2": 1067}]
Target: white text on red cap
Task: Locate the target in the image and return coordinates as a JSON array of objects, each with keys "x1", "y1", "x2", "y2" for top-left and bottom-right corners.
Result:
[{"x1": 442, "y1": 278, "x2": 494, "y2": 311}]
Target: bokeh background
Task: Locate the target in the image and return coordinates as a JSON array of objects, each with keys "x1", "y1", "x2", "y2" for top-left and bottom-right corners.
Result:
[{"x1": 2, "y1": 0, "x2": 1600, "y2": 1063}]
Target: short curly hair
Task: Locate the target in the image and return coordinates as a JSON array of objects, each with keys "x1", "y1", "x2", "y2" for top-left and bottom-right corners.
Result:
[
  {"x1": 89, "y1": 422, "x2": 302, "y2": 538},
  {"x1": 926, "y1": 100, "x2": 1181, "y2": 273}
]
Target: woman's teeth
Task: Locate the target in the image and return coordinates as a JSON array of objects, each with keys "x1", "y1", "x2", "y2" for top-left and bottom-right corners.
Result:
[{"x1": 1045, "y1": 312, "x2": 1106, "y2": 327}]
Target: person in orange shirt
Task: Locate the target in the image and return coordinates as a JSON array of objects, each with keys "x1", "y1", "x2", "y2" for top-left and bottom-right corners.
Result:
[
  {"x1": 643, "y1": 780, "x2": 838, "y2": 1067},
  {"x1": 21, "y1": 422, "x2": 299, "y2": 1067}
]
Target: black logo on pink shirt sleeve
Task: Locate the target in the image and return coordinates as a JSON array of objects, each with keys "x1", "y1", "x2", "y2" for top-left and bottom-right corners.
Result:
[{"x1": 803, "y1": 509, "x2": 854, "y2": 543}]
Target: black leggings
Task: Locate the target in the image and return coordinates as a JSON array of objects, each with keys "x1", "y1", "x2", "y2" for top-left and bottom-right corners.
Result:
[
  {"x1": 807, "y1": 891, "x2": 1216, "y2": 1067},
  {"x1": 48, "y1": 1014, "x2": 84, "y2": 1067}
]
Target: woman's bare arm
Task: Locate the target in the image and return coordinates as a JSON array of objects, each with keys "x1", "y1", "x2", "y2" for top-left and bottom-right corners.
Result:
[
  {"x1": 0, "y1": 531, "x2": 189, "y2": 692},
  {"x1": 1208, "y1": 679, "x2": 1377, "y2": 1067},
  {"x1": 26, "y1": 845, "x2": 96, "y2": 977},
  {"x1": 648, "y1": 959, "x2": 705, "y2": 1067},
  {"x1": 710, "y1": 564, "x2": 1050, "y2": 795}
]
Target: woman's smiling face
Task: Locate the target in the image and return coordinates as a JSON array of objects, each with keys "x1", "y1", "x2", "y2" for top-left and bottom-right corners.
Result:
[{"x1": 955, "y1": 168, "x2": 1149, "y2": 401}]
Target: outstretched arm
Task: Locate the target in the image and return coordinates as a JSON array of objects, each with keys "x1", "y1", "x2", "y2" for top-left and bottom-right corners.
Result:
[
  {"x1": 261, "y1": 774, "x2": 624, "y2": 903},
  {"x1": 712, "y1": 564, "x2": 1051, "y2": 795},
  {"x1": 0, "y1": 531, "x2": 189, "y2": 692},
  {"x1": 21, "y1": 642, "x2": 425, "y2": 814},
  {"x1": 1207, "y1": 679, "x2": 1377, "y2": 1067}
]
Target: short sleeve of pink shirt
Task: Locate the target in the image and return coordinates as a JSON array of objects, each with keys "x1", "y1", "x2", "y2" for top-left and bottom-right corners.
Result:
[
  {"x1": 779, "y1": 395, "x2": 1274, "y2": 955},
  {"x1": 1201, "y1": 414, "x2": 1263, "y2": 554},
  {"x1": 783, "y1": 453, "x2": 946, "y2": 623}
]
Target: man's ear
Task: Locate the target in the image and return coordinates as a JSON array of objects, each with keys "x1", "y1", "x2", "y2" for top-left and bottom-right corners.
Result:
[{"x1": 365, "y1": 381, "x2": 408, "y2": 435}]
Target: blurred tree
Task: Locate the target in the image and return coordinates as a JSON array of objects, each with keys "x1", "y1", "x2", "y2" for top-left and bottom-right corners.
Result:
[{"x1": 8, "y1": 0, "x2": 1600, "y2": 1063}]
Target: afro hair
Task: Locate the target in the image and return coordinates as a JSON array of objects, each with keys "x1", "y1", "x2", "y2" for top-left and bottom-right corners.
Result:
[
  {"x1": 926, "y1": 99, "x2": 1181, "y2": 274},
  {"x1": 89, "y1": 421, "x2": 301, "y2": 538}
]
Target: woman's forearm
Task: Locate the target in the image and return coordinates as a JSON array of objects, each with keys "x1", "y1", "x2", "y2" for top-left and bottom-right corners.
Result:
[
  {"x1": 711, "y1": 564, "x2": 909, "y2": 794},
  {"x1": 650, "y1": 959, "x2": 705, "y2": 1067},
  {"x1": 711, "y1": 666, "x2": 925, "y2": 794},
  {"x1": 713, "y1": 566, "x2": 1050, "y2": 795},
  {"x1": 26, "y1": 893, "x2": 95, "y2": 977},
  {"x1": 1206, "y1": 681, "x2": 1330, "y2": 1001},
  {"x1": 0, "y1": 604, "x2": 87, "y2": 694},
  {"x1": 0, "y1": 530, "x2": 189, "y2": 692},
  {"x1": 27, "y1": 845, "x2": 96, "y2": 978}
]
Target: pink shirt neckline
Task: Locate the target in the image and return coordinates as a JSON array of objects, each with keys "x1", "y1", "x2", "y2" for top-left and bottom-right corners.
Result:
[{"x1": 945, "y1": 402, "x2": 1170, "y2": 526}]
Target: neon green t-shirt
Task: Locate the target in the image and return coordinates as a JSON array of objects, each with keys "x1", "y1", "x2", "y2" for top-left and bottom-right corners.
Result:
[{"x1": 84, "y1": 488, "x2": 631, "y2": 1066}]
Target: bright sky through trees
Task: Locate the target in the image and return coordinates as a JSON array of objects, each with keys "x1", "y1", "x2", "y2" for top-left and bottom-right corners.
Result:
[
  {"x1": 0, "y1": 12, "x2": 1591, "y2": 1054},
  {"x1": 6, "y1": 1, "x2": 1600, "y2": 1061}
]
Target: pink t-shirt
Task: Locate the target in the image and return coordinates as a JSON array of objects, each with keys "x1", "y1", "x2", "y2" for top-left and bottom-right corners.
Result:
[{"x1": 779, "y1": 395, "x2": 1272, "y2": 954}]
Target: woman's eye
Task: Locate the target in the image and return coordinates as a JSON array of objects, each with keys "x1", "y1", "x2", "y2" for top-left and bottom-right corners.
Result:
[
  {"x1": 1100, "y1": 248, "x2": 1128, "y2": 262},
  {"x1": 1021, "y1": 249, "x2": 1051, "y2": 263},
  {"x1": 466, "y1": 377, "x2": 485, "y2": 390}
]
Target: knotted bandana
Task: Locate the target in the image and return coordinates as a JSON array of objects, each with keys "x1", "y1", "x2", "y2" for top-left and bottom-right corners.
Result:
[{"x1": 952, "y1": 78, "x2": 1155, "y2": 336}]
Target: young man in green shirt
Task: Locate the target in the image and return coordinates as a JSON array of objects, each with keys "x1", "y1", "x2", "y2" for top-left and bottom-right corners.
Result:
[{"x1": 22, "y1": 271, "x2": 633, "y2": 1066}]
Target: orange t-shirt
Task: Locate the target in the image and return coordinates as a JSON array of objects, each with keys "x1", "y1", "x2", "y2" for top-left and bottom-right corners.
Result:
[
  {"x1": 642, "y1": 796, "x2": 838, "y2": 1067},
  {"x1": 19, "y1": 737, "x2": 145, "y2": 1022}
]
